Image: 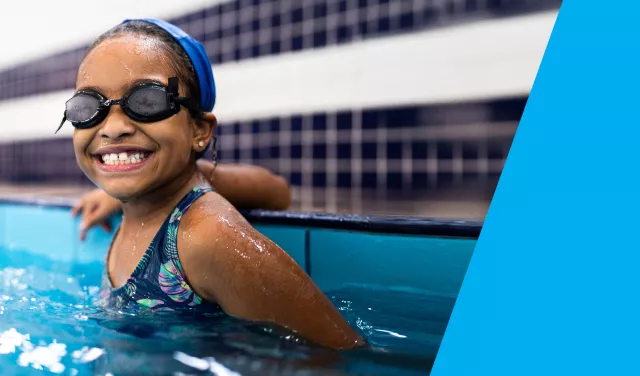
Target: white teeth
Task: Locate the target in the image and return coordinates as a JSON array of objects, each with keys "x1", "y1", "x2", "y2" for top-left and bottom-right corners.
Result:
[{"x1": 100, "y1": 151, "x2": 148, "y2": 165}]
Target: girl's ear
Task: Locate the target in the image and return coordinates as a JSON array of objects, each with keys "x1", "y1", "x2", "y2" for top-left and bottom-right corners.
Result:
[{"x1": 193, "y1": 113, "x2": 217, "y2": 153}]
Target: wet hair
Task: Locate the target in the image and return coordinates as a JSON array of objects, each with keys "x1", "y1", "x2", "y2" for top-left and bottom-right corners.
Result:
[{"x1": 85, "y1": 20, "x2": 209, "y2": 159}]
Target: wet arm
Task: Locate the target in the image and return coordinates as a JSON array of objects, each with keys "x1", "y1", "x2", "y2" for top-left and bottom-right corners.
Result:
[
  {"x1": 196, "y1": 160, "x2": 292, "y2": 211},
  {"x1": 179, "y1": 206, "x2": 366, "y2": 350}
]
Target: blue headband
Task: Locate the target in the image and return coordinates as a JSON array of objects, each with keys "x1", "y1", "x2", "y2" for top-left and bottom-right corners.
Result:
[{"x1": 121, "y1": 18, "x2": 216, "y2": 113}]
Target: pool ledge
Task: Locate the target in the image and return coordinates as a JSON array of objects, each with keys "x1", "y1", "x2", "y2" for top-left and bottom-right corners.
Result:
[{"x1": 0, "y1": 195, "x2": 483, "y2": 238}]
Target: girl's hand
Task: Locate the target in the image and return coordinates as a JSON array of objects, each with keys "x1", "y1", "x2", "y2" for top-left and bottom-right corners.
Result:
[{"x1": 71, "y1": 188, "x2": 119, "y2": 241}]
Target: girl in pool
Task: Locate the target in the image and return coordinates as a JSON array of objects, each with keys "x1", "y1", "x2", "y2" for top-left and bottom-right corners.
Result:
[
  {"x1": 59, "y1": 18, "x2": 365, "y2": 350},
  {"x1": 72, "y1": 161, "x2": 293, "y2": 241}
]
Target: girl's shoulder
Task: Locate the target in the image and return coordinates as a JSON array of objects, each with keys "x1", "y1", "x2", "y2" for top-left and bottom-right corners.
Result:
[{"x1": 177, "y1": 189, "x2": 259, "y2": 250}]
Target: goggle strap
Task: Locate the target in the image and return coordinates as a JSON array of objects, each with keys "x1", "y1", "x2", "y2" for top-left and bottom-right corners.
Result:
[
  {"x1": 167, "y1": 77, "x2": 179, "y2": 95},
  {"x1": 55, "y1": 114, "x2": 67, "y2": 134}
]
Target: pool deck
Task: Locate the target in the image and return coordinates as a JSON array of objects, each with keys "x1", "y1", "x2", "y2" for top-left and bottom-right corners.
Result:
[{"x1": 0, "y1": 183, "x2": 489, "y2": 220}]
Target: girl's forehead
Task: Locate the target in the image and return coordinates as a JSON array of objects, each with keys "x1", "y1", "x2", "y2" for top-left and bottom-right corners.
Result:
[{"x1": 77, "y1": 35, "x2": 174, "y2": 94}]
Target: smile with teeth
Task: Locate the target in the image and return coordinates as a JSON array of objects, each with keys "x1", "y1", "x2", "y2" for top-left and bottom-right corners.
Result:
[{"x1": 100, "y1": 152, "x2": 150, "y2": 165}]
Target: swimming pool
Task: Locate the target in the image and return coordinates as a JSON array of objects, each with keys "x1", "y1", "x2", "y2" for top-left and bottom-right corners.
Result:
[{"x1": 0, "y1": 197, "x2": 481, "y2": 375}]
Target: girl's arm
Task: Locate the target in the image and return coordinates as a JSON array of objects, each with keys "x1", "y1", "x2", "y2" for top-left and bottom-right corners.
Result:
[
  {"x1": 197, "y1": 160, "x2": 292, "y2": 211},
  {"x1": 178, "y1": 194, "x2": 367, "y2": 350}
]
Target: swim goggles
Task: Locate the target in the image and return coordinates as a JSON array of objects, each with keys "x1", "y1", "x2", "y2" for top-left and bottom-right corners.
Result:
[{"x1": 55, "y1": 77, "x2": 200, "y2": 133}]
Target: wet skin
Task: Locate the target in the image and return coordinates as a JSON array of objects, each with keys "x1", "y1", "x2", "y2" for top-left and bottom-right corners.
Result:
[{"x1": 73, "y1": 35, "x2": 365, "y2": 350}]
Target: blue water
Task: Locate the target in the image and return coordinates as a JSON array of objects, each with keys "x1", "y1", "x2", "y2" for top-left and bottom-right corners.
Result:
[{"x1": 0, "y1": 245, "x2": 452, "y2": 375}]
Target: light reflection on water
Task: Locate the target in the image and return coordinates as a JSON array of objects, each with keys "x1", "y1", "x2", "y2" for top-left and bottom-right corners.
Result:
[{"x1": 0, "y1": 247, "x2": 448, "y2": 375}]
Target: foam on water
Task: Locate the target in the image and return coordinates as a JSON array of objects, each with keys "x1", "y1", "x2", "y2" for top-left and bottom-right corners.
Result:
[{"x1": 0, "y1": 246, "x2": 446, "y2": 375}]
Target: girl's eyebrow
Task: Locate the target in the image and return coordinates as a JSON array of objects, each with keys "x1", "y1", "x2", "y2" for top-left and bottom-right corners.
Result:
[{"x1": 76, "y1": 78, "x2": 165, "y2": 96}]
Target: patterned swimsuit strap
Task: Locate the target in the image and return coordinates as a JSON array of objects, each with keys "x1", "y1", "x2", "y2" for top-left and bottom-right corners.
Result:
[{"x1": 176, "y1": 183, "x2": 214, "y2": 214}]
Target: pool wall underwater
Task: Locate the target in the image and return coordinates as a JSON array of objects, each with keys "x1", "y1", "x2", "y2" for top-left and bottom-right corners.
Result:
[{"x1": 0, "y1": 197, "x2": 482, "y2": 329}]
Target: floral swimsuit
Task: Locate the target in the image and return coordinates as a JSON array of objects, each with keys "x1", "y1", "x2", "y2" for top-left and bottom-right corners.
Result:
[{"x1": 97, "y1": 184, "x2": 224, "y2": 315}]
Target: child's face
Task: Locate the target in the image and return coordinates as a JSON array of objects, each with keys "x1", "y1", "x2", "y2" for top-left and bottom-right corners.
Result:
[{"x1": 73, "y1": 35, "x2": 200, "y2": 201}]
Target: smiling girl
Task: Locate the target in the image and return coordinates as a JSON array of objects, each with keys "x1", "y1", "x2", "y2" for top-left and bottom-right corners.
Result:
[{"x1": 59, "y1": 18, "x2": 364, "y2": 350}]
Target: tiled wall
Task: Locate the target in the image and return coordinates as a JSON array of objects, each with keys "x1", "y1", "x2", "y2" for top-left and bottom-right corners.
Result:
[
  {"x1": 0, "y1": 97, "x2": 523, "y2": 199},
  {"x1": 0, "y1": 0, "x2": 560, "y2": 214},
  {"x1": 0, "y1": 0, "x2": 561, "y2": 102}
]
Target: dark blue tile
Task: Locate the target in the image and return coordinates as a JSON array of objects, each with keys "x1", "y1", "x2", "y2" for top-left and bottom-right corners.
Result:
[
  {"x1": 336, "y1": 25, "x2": 353, "y2": 43},
  {"x1": 378, "y1": 17, "x2": 391, "y2": 33},
  {"x1": 291, "y1": 116, "x2": 303, "y2": 132},
  {"x1": 445, "y1": 1, "x2": 456, "y2": 15},
  {"x1": 337, "y1": 172, "x2": 351, "y2": 188},
  {"x1": 412, "y1": 172, "x2": 428, "y2": 190},
  {"x1": 313, "y1": 31, "x2": 327, "y2": 48},
  {"x1": 292, "y1": 36, "x2": 304, "y2": 51},
  {"x1": 399, "y1": 12, "x2": 414, "y2": 30},
  {"x1": 361, "y1": 142, "x2": 377, "y2": 159},
  {"x1": 205, "y1": 5, "x2": 221, "y2": 17},
  {"x1": 271, "y1": 40, "x2": 282, "y2": 54},
  {"x1": 252, "y1": 19, "x2": 260, "y2": 32},
  {"x1": 314, "y1": 3, "x2": 328, "y2": 18},
  {"x1": 488, "y1": 172, "x2": 502, "y2": 182},
  {"x1": 387, "y1": 172, "x2": 403, "y2": 190},
  {"x1": 336, "y1": 111, "x2": 352, "y2": 130},
  {"x1": 466, "y1": 0, "x2": 479, "y2": 12},
  {"x1": 412, "y1": 142, "x2": 427, "y2": 159},
  {"x1": 362, "y1": 172, "x2": 377, "y2": 188},
  {"x1": 337, "y1": 143, "x2": 352, "y2": 159},
  {"x1": 312, "y1": 114, "x2": 327, "y2": 130},
  {"x1": 462, "y1": 172, "x2": 480, "y2": 182},
  {"x1": 269, "y1": 145, "x2": 280, "y2": 158},
  {"x1": 313, "y1": 172, "x2": 327, "y2": 187},
  {"x1": 291, "y1": 144, "x2": 302, "y2": 158},
  {"x1": 386, "y1": 107, "x2": 419, "y2": 128},
  {"x1": 252, "y1": 45, "x2": 261, "y2": 58},
  {"x1": 313, "y1": 144, "x2": 327, "y2": 159},
  {"x1": 290, "y1": 172, "x2": 302, "y2": 185},
  {"x1": 357, "y1": 21, "x2": 369, "y2": 36},
  {"x1": 232, "y1": 122, "x2": 242, "y2": 135},
  {"x1": 252, "y1": 121, "x2": 261, "y2": 133},
  {"x1": 489, "y1": 98, "x2": 527, "y2": 121},
  {"x1": 362, "y1": 109, "x2": 380, "y2": 129},
  {"x1": 436, "y1": 142, "x2": 453, "y2": 159},
  {"x1": 423, "y1": 5, "x2": 438, "y2": 24},
  {"x1": 462, "y1": 143, "x2": 478, "y2": 159},
  {"x1": 269, "y1": 117, "x2": 280, "y2": 132},
  {"x1": 271, "y1": 13, "x2": 282, "y2": 27},
  {"x1": 387, "y1": 142, "x2": 403, "y2": 159},
  {"x1": 291, "y1": 7, "x2": 304, "y2": 23},
  {"x1": 437, "y1": 172, "x2": 455, "y2": 189},
  {"x1": 487, "y1": 142, "x2": 506, "y2": 159},
  {"x1": 487, "y1": 0, "x2": 505, "y2": 11}
]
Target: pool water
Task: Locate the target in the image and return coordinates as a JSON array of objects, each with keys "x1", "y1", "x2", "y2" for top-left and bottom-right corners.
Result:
[{"x1": 0, "y1": 244, "x2": 450, "y2": 375}]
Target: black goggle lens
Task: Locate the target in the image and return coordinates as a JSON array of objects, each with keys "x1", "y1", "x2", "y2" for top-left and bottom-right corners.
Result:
[
  {"x1": 126, "y1": 87, "x2": 172, "y2": 117},
  {"x1": 65, "y1": 93, "x2": 102, "y2": 123}
]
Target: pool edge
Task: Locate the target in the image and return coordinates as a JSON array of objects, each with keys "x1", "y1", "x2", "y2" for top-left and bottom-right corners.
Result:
[{"x1": 0, "y1": 195, "x2": 483, "y2": 238}]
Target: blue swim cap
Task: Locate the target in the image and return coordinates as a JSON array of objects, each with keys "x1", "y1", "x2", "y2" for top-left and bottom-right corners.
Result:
[{"x1": 121, "y1": 18, "x2": 216, "y2": 113}]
